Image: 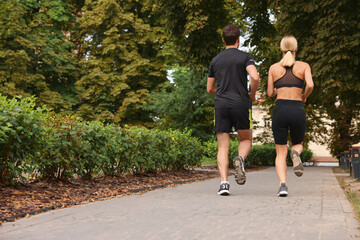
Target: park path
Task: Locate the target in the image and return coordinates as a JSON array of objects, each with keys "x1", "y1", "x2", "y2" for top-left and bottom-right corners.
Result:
[{"x1": 0, "y1": 167, "x2": 359, "y2": 240}]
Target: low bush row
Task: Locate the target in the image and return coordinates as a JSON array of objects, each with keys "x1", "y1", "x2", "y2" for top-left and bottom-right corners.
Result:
[
  {"x1": 202, "y1": 139, "x2": 313, "y2": 167},
  {"x1": 0, "y1": 96, "x2": 202, "y2": 185},
  {"x1": 0, "y1": 95, "x2": 314, "y2": 186}
]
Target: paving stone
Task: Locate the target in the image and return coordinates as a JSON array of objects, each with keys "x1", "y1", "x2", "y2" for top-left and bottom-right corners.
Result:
[{"x1": 0, "y1": 167, "x2": 359, "y2": 240}]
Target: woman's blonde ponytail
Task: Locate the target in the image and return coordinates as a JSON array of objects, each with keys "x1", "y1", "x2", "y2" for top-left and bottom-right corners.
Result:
[
  {"x1": 280, "y1": 50, "x2": 295, "y2": 67},
  {"x1": 279, "y1": 36, "x2": 297, "y2": 67}
]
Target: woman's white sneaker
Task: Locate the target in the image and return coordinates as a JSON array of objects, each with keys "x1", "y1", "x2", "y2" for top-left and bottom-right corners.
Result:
[{"x1": 277, "y1": 183, "x2": 288, "y2": 197}]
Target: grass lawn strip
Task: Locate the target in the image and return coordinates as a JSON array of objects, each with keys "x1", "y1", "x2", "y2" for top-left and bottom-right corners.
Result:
[{"x1": 333, "y1": 167, "x2": 360, "y2": 221}]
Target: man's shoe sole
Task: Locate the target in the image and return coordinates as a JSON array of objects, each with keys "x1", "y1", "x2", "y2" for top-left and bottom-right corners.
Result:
[
  {"x1": 218, "y1": 190, "x2": 230, "y2": 196},
  {"x1": 233, "y1": 156, "x2": 246, "y2": 185},
  {"x1": 277, "y1": 191, "x2": 288, "y2": 197},
  {"x1": 291, "y1": 150, "x2": 303, "y2": 177}
]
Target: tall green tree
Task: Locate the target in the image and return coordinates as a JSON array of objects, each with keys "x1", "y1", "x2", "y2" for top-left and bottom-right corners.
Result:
[
  {"x1": 76, "y1": 0, "x2": 167, "y2": 125},
  {"x1": 147, "y1": 0, "x2": 245, "y2": 70},
  {"x1": 145, "y1": 67, "x2": 214, "y2": 141},
  {"x1": 274, "y1": 0, "x2": 360, "y2": 156},
  {"x1": 0, "y1": 0, "x2": 81, "y2": 112},
  {"x1": 241, "y1": 0, "x2": 324, "y2": 147},
  {"x1": 144, "y1": 0, "x2": 248, "y2": 139}
]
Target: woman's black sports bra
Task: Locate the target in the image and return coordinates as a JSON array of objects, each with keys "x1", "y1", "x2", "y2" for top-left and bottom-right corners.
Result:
[{"x1": 274, "y1": 66, "x2": 304, "y2": 89}]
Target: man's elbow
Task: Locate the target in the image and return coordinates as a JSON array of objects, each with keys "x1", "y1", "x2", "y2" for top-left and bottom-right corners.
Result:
[{"x1": 251, "y1": 75, "x2": 260, "y2": 85}]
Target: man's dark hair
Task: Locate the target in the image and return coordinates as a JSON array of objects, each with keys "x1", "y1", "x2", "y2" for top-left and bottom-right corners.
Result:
[{"x1": 222, "y1": 24, "x2": 240, "y2": 45}]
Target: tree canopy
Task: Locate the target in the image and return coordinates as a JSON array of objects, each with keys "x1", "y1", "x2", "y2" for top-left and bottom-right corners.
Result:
[{"x1": 0, "y1": 0, "x2": 358, "y2": 154}]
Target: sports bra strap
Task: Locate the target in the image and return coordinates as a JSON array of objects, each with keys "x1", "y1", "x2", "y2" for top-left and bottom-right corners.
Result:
[{"x1": 274, "y1": 66, "x2": 304, "y2": 89}]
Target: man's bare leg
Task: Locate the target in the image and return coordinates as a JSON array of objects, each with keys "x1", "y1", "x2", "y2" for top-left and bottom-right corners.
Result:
[
  {"x1": 236, "y1": 129, "x2": 252, "y2": 159},
  {"x1": 216, "y1": 132, "x2": 230, "y2": 182},
  {"x1": 231, "y1": 129, "x2": 252, "y2": 185}
]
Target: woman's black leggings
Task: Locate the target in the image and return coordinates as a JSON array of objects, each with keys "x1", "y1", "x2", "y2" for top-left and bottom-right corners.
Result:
[{"x1": 272, "y1": 99, "x2": 306, "y2": 145}]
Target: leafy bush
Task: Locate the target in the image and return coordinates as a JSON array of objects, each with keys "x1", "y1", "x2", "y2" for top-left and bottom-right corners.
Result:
[
  {"x1": 33, "y1": 115, "x2": 84, "y2": 180},
  {"x1": 0, "y1": 95, "x2": 204, "y2": 184},
  {"x1": 1, "y1": 95, "x2": 315, "y2": 185},
  {"x1": 0, "y1": 95, "x2": 49, "y2": 184},
  {"x1": 113, "y1": 127, "x2": 202, "y2": 174}
]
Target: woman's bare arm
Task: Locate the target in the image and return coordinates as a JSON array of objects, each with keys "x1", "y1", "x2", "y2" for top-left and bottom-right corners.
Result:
[
  {"x1": 302, "y1": 63, "x2": 314, "y2": 102},
  {"x1": 267, "y1": 66, "x2": 276, "y2": 97}
]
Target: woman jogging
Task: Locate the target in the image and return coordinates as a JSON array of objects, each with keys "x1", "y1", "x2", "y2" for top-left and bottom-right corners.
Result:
[{"x1": 267, "y1": 36, "x2": 314, "y2": 197}]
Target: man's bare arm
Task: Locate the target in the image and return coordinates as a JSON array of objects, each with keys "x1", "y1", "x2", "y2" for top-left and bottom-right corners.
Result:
[
  {"x1": 246, "y1": 65, "x2": 260, "y2": 102},
  {"x1": 207, "y1": 77, "x2": 217, "y2": 95}
]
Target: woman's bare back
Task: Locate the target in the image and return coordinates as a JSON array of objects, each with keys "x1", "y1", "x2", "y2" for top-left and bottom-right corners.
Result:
[{"x1": 269, "y1": 61, "x2": 309, "y2": 101}]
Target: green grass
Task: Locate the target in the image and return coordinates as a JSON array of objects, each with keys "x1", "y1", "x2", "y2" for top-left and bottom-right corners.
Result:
[
  {"x1": 346, "y1": 191, "x2": 360, "y2": 220},
  {"x1": 335, "y1": 173, "x2": 360, "y2": 221},
  {"x1": 201, "y1": 157, "x2": 217, "y2": 166}
]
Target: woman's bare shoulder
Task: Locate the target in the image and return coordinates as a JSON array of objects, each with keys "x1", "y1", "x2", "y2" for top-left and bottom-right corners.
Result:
[
  {"x1": 295, "y1": 61, "x2": 310, "y2": 68},
  {"x1": 269, "y1": 62, "x2": 282, "y2": 70}
]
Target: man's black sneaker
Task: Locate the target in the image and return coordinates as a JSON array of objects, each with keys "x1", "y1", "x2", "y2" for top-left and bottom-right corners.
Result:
[
  {"x1": 291, "y1": 150, "x2": 304, "y2": 177},
  {"x1": 233, "y1": 156, "x2": 246, "y2": 185},
  {"x1": 217, "y1": 183, "x2": 230, "y2": 196},
  {"x1": 277, "y1": 183, "x2": 288, "y2": 197}
]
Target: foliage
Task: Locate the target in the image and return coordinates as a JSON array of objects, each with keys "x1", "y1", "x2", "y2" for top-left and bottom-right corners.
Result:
[
  {"x1": 0, "y1": 95, "x2": 203, "y2": 185},
  {"x1": 145, "y1": 67, "x2": 214, "y2": 141},
  {"x1": 0, "y1": 0, "x2": 81, "y2": 113},
  {"x1": 1, "y1": 0, "x2": 358, "y2": 158},
  {"x1": 76, "y1": 0, "x2": 168, "y2": 125},
  {"x1": 0, "y1": 95, "x2": 49, "y2": 185},
  {"x1": 33, "y1": 115, "x2": 85, "y2": 180},
  {"x1": 145, "y1": 0, "x2": 242, "y2": 70},
  {"x1": 273, "y1": 0, "x2": 360, "y2": 156},
  {"x1": 242, "y1": 0, "x2": 359, "y2": 154}
]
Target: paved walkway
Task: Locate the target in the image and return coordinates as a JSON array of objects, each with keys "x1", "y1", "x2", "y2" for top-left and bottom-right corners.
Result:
[{"x1": 1, "y1": 167, "x2": 359, "y2": 240}]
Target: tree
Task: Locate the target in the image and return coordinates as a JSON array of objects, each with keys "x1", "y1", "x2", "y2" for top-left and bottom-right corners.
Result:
[
  {"x1": 143, "y1": 0, "x2": 250, "y2": 140},
  {"x1": 0, "y1": 0, "x2": 81, "y2": 113},
  {"x1": 145, "y1": 67, "x2": 214, "y2": 141},
  {"x1": 76, "y1": 0, "x2": 167, "y2": 125},
  {"x1": 144, "y1": 0, "x2": 247, "y2": 71},
  {"x1": 274, "y1": 0, "x2": 360, "y2": 156}
]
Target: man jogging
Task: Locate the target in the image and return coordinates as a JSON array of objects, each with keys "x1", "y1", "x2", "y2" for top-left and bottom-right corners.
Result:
[{"x1": 207, "y1": 24, "x2": 259, "y2": 196}]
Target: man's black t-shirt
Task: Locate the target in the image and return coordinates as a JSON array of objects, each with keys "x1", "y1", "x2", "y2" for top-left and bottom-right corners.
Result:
[{"x1": 208, "y1": 48, "x2": 255, "y2": 109}]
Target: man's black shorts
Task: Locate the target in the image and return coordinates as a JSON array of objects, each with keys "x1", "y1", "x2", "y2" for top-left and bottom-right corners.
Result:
[{"x1": 213, "y1": 108, "x2": 252, "y2": 133}]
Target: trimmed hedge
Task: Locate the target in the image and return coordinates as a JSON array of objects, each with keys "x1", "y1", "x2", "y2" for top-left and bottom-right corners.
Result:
[
  {"x1": 0, "y1": 96, "x2": 202, "y2": 185},
  {"x1": 202, "y1": 140, "x2": 313, "y2": 167}
]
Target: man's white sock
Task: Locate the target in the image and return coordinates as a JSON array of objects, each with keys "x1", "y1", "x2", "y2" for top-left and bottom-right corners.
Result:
[{"x1": 221, "y1": 181, "x2": 229, "y2": 184}]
